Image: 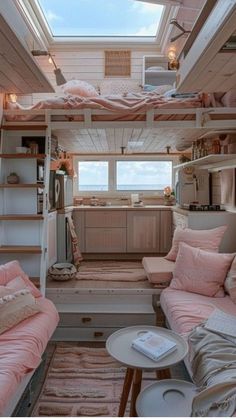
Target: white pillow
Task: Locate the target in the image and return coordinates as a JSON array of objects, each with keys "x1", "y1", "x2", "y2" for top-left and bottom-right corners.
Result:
[
  {"x1": 99, "y1": 79, "x2": 142, "y2": 95},
  {"x1": 61, "y1": 80, "x2": 99, "y2": 97}
]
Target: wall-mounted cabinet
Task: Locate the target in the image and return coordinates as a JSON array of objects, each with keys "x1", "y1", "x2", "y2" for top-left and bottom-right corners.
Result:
[
  {"x1": 142, "y1": 56, "x2": 176, "y2": 87},
  {"x1": 0, "y1": 128, "x2": 56, "y2": 294}
]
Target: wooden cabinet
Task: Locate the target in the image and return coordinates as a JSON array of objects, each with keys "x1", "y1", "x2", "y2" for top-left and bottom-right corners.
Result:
[
  {"x1": 160, "y1": 210, "x2": 172, "y2": 253},
  {"x1": 85, "y1": 210, "x2": 126, "y2": 253},
  {"x1": 0, "y1": 128, "x2": 51, "y2": 294},
  {"x1": 127, "y1": 211, "x2": 160, "y2": 253}
]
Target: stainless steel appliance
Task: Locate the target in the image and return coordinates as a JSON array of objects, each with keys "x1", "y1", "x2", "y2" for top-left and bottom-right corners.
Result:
[
  {"x1": 55, "y1": 174, "x2": 73, "y2": 209},
  {"x1": 175, "y1": 167, "x2": 209, "y2": 207}
]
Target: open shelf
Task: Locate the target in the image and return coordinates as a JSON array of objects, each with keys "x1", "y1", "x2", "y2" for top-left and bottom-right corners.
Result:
[
  {"x1": 0, "y1": 183, "x2": 45, "y2": 188},
  {"x1": 0, "y1": 246, "x2": 42, "y2": 254},
  {"x1": 0, "y1": 154, "x2": 46, "y2": 159},
  {"x1": 174, "y1": 154, "x2": 236, "y2": 171},
  {"x1": 0, "y1": 215, "x2": 44, "y2": 221}
]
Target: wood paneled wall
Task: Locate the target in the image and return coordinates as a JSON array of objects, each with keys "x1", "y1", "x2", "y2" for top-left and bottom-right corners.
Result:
[{"x1": 17, "y1": 48, "x2": 167, "y2": 106}]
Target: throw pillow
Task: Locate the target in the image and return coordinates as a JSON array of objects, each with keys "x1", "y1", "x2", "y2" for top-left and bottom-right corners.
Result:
[
  {"x1": 61, "y1": 80, "x2": 99, "y2": 97},
  {"x1": 99, "y1": 80, "x2": 142, "y2": 95},
  {"x1": 0, "y1": 261, "x2": 41, "y2": 298},
  {"x1": 0, "y1": 289, "x2": 41, "y2": 335},
  {"x1": 166, "y1": 225, "x2": 227, "y2": 262},
  {"x1": 224, "y1": 255, "x2": 236, "y2": 303},
  {"x1": 170, "y1": 242, "x2": 235, "y2": 297}
]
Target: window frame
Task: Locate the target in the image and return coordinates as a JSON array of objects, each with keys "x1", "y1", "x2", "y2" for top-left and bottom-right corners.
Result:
[{"x1": 74, "y1": 155, "x2": 176, "y2": 196}]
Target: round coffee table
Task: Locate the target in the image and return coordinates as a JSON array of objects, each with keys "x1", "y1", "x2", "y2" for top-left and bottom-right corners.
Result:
[
  {"x1": 106, "y1": 325, "x2": 188, "y2": 417},
  {"x1": 136, "y1": 379, "x2": 196, "y2": 417}
]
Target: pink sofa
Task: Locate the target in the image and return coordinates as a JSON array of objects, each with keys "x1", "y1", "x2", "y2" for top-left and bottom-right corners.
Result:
[{"x1": 0, "y1": 261, "x2": 59, "y2": 416}]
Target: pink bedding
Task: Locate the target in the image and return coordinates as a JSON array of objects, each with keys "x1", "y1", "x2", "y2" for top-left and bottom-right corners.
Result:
[
  {"x1": 0, "y1": 297, "x2": 59, "y2": 415},
  {"x1": 160, "y1": 287, "x2": 236, "y2": 339},
  {"x1": 6, "y1": 92, "x2": 205, "y2": 122}
]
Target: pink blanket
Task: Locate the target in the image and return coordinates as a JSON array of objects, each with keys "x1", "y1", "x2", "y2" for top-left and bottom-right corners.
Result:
[
  {"x1": 0, "y1": 297, "x2": 59, "y2": 415},
  {"x1": 6, "y1": 92, "x2": 204, "y2": 122}
]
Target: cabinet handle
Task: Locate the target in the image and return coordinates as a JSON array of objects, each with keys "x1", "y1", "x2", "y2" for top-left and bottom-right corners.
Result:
[
  {"x1": 82, "y1": 317, "x2": 92, "y2": 323},
  {"x1": 94, "y1": 331, "x2": 104, "y2": 338}
]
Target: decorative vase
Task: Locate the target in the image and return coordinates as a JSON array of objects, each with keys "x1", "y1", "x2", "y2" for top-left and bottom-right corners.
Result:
[{"x1": 7, "y1": 173, "x2": 20, "y2": 184}]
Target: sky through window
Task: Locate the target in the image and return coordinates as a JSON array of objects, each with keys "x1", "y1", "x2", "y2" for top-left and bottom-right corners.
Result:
[{"x1": 37, "y1": 0, "x2": 164, "y2": 37}]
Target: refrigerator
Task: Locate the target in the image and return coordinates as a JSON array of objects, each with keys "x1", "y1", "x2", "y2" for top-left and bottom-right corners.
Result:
[{"x1": 175, "y1": 167, "x2": 210, "y2": 207}]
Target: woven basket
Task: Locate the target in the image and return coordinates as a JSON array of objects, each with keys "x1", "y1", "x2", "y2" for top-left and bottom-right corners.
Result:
[{"x1": 48, "y1": 263, "x2": 77, "y2": 281}]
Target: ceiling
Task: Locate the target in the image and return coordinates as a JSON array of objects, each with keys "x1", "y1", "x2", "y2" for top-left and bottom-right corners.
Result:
[{"x1": 53, "y1": 127, "x2": 209, "y2": 154}]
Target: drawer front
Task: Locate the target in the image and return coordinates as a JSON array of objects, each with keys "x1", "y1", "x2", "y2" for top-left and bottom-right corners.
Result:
[
  {"x1": 58, "y1": 312, "x2": 156, "y2": 327},
  {"x1": 52, "y1": 327, "x2": 121, "y2": 341},
  {"x1": 85, "y1": 227, "x2": 126, "y2": 252},
  {"x1": 172, "y1": 211, "x2": 188, "y2": 229},
  {"x1": 85, "y1": 211, "x2": 126, "y2": 227}
]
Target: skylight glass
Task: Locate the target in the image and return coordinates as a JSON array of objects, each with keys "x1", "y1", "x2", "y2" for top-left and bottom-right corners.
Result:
[{"x1": 37, "y1": 0, "x2": 164, "y2": 37}]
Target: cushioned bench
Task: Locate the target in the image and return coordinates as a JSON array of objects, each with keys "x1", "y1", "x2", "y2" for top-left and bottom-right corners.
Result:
[{"x1": 142, "y1": 257, "x2": 175, "y2": 285}]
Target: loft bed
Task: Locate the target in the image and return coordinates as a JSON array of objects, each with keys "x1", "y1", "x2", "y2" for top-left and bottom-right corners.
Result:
[{"x1": 2, "y1": 93, "x2": 236, "y2": 130}]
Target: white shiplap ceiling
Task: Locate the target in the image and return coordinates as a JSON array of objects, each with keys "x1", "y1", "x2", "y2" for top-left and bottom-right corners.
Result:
[{"x1": 53, "y1": 127, "x2": 209, "y2": 154}]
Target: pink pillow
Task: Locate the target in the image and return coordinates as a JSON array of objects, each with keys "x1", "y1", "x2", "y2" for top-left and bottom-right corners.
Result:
[
  {"x1": 0, "y1": 261, "x2": 41, "y2": 298},
  {"x1": 61, "y1": 80, "x2": 98, "y2": 97},
  {"x1": 166, "y1": 226, "x2": 227, "y2": 261},
  {"x1": 170, "y1": 242, "x2": 235, "y2": 297}
]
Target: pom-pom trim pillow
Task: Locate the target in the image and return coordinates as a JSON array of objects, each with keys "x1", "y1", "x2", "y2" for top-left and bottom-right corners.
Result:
[
  {"x1": 61, "y1": 80, "x2": 98, "y2": 97},
  {"x1": 170, "y1": 242, "x2": 235, "y2": 297},
  {"x1": 166, "y1": 225, "x2": 227, "y2": 262}
]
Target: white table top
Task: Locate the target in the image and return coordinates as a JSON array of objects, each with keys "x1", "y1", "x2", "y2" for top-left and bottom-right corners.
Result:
[
  {"x1": 106, "y1": 325, "x2": 188, "y2": 370},
  {"x1": 136, "y1": 379, "x2": 196, "y2": 417}
]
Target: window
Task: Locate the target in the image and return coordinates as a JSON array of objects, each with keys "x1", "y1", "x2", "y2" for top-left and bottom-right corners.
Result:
[
  {"x1": 116, "y1": 161, "x2": 172, "y2": 190},
  {"x1": 78, "y1": 161, "x2": 109, "y2": 191},
  {"x1": 36, "y1": 0, "x2": 164, "y2": 38},
  {"x1": 76, "y1": 158, "x2": 172, "y2": 193}
]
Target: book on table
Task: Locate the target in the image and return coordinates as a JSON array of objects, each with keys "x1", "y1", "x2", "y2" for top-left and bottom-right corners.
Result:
[{"x1": 131, "y1": 331, "x2": 177, "y2": 361}]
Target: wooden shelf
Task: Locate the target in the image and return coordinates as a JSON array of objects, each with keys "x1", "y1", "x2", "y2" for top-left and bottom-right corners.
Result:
[
  {"x1": 0, "y1": 183, "x2": 45, "y2": 188},
  {"x1": 0, "y1": 246, "x2": 42, "y2": 254},
  {"x1": 174, "y1": 154, "x2": 236, "y2": 171},
  {"x1": 0, "y1": 154, "x2": 46, "y2": 159},
  {"x1": 0, "y1": 215, "x2": 43, "y2": 221}
]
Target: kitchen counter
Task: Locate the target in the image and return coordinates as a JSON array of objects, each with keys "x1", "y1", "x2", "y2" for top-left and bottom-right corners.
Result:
[{"x1": 72, "y1": 205, "x2": 171, "y2": 210}]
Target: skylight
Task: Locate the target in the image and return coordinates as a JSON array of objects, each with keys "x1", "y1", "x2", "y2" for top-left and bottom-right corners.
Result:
[{"x1": 37, "y1": 0, "x2": 164, "y2": 37}]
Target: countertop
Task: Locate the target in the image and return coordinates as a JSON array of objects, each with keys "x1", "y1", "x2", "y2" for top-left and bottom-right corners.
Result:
[{"x1": 72, "y1": 205, "x2": 171, "y2": 210}]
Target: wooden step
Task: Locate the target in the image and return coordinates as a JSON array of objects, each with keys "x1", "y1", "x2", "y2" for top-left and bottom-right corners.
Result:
[
  {"x1": 0, "y1": 246, "x2": 42, "y2": 254},
  {"x1": 29, "y1": 277, "x2": 40, "y2": 288}
]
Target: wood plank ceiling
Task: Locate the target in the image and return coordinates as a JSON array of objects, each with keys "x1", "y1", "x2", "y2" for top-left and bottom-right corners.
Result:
[{"x1": 53, "y1": 127, "x2": 209, "y2": 154}]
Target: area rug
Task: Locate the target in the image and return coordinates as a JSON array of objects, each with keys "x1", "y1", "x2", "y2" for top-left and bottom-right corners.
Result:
[
  {"x1": 76, "y1": 261, "x2": 147, "y2": 282},
  {"x1": 32, "y1": 343, "x2": 157, "y2": 417}
]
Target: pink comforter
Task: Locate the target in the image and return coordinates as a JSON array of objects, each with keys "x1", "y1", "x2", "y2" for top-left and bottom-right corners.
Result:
[
  {"x1": 0, "y1": 297, "x2": 59, "y2": 415},
  {"x1": 6, "y1": 92, "x2": 205, "y2": 122}
]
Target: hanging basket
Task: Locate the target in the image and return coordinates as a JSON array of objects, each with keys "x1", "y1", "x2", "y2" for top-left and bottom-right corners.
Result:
[{"x1": 48, "y1": 263, "x2": 77, "y2": 281}]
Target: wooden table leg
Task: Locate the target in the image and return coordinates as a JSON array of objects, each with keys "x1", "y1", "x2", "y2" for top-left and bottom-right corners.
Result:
[
  {"x1": 118, "y1": 367, "x2": 134, "y2": 417},
  {"x1": 156, "y1": 368, "x2": 171, "y2": 380},
  {"x1": 130, "y1": 369, "x2": 143, "y2": 417}
]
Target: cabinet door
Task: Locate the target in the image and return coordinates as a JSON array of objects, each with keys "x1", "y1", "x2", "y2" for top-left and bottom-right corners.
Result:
[
  {"x1": 160, "y1": 210, "x2": 172, "y2": 253},
  {"x1": 85, "y1": 228, "x2": 126, "y2": 253},
  {"x1": 127, "y1": 211, "x2": 160, "y2": 253},
  {"x1": 47, "y1": 211, "x2": 57, "y2": 268},
  {"x1": 85, "y1": 211, "x2": 126, "y2": 227}
]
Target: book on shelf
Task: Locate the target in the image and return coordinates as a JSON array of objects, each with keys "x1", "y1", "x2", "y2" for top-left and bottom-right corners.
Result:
[{"x1": 131, "y1": 331, "x2": 177, "y2": 362}]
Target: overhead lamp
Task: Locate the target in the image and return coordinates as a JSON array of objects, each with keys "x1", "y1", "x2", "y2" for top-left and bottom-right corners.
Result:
[
  {"x1": 31, "y1": 50, "x2": 66, "y2": 86},
  {"x1": 167, "y1": 48, "x2": 179, "y2": 70},
  {"x1": 169, "y1": 19, "x2": 191, "y2": 43},
  {"x1": 8, "y1": 93, "x2": 18, "y2": 103}
]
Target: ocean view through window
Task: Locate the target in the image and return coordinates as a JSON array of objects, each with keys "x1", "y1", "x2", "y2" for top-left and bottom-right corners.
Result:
[
  {"x1": 116, "y1": 161, "x2": 172, "y2": 190},
  {"x1": 78, "y1": 161, "x2": 109, "y2": 191}
]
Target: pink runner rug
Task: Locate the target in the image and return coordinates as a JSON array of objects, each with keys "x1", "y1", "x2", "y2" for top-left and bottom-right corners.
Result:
[{"x1": 32, "y1": 343, "x2": 155, "y2": 416}]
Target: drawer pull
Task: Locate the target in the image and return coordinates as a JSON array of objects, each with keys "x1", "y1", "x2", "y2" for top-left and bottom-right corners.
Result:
[
  {"x1": 82, "y1": 317, "x2": 92, "y2": 323},
  {"x1": 94, "y1": 331, "x2": 104, "y2": 338}
]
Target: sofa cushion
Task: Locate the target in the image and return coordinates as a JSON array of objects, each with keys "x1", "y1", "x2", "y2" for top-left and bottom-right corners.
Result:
[
  {"x1": 142, "y1": 257, "x2": 174, "y2": 284},
  {"x1": 160, "y1": 288, "x2": 236, "y2": 339},
  {"x1": 224, "y1": 255, "x2": 236, "y2": 303},
  {"x1": 166, "y1": 225, "x2": 227, "y2": 261},
  {"x1": 0, "y1": 289, "x2": 41, "y2": 335},
  {"x1": 0, "y1": 261, "x2": 41, "y2": 298},
  {"x1": 170, "y1": 242, "x2": 235, "y2": 297}
]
